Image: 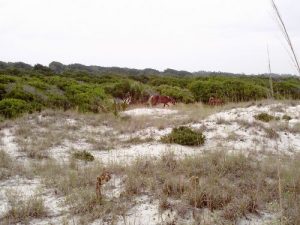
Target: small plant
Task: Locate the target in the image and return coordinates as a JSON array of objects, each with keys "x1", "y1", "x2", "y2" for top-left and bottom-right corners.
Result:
[
  {"x1": 159, "y1": 197, "x2": 172, "y2": 211},
  {"x1": 73, "y1": 150, "x2": 95, "y2": 162},
  {"x1": 254, "y1": 113, "x2": 275, "y2": 122},
  {"x1": 264, "y1": 127, "x2": 280, "y2": 139},
  {"x1": 161, "y1": 126, "x2": 205, "y2": 146},
  {"x1": 282, "y1": 115, "x2": 292, "y2": 121}
]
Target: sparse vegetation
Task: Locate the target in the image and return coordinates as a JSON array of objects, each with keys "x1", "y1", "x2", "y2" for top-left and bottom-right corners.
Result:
[
  {"x1": 3, "y1": 191, "x2": 47, "y2": 224},
  {"x1": 264, "y1": 127, "x2": 280, "y2": 139},
  {"x1": 161, "y1": 126, "x2": 205, "y2": 146},
  {"x1": 120, "y1": 151, "x2": 300, "y2": 224},
  {"x1": 0, "y1": 93, "x2": 299, "y2": 224},
  {"x1": 0, "y1": 149, "x2": 13, "y2": 180},
  {"x1": 291, "y1": 123, "x2": 300, "y2": 133},
  {"x1": 0, "y1": 149, "x2": 27, "y2": 180}
]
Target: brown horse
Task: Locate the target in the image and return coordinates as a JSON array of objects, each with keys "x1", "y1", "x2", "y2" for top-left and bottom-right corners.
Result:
[
  {"x1": 149, "y1": 95, "x2": 176, "y2": 107},
  {"x1": 208, "y1": 97, "x2": 224, "y2": 106}
]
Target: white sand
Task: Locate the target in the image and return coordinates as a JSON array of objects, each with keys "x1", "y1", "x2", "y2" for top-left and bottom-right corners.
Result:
[
  {"x1": 122, "y1": 108, "x2": 178, "y2": 116},
  {"x1": 0, "y1": 102, "x2": 298, "y2": 224}
]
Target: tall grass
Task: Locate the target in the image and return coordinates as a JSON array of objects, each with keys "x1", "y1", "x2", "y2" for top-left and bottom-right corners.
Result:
[
  {"x1": 267, "y1": 45, "x2": 274, "y2": 98},
  {"x1": 270, "y1": 2, "x2": 299, "y2": 223},
  {"x1": 271, "y1": 0, "x2": 300, "y2": 75}
]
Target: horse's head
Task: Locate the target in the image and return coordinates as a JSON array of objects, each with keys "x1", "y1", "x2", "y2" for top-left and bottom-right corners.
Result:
[{"x1": 169, "y1": 97, "x2": 176, "y2": 105}]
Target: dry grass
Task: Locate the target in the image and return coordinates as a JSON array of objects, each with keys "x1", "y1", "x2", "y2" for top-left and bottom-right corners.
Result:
[
  {"x1": 0, "y1": 149, "x2": 14, "y2": 180},
  {"x1": 119, "y1": 151, "x2": 300, "y2": 224},
  {"x1": 1, "y1": 101, "x2": 299, "y2": 224},
  {"x1": 0, "y1": 149, "x2": 28, "y2": 180},
  {"x1": 271, "y1": 0, "x2": 300, "y2": 75},
  {"x1": 29, "y1": 158, "x2": 126, "y2": 223},
  {"x1": 264, "y1": 127, "x2": 280, "y2": 139},
  {"x1": 291, "y1": 123, "x2": 300, "y2": 133},
  {"x1": 2, "y1": 191, "x2": 47, "y2": 224},
  {"x1": 269, "y1": 121, "x2": 300, "y2": 134},
  {"x1": 122, "y1": 136, "x2": 154, "y2": 145}
]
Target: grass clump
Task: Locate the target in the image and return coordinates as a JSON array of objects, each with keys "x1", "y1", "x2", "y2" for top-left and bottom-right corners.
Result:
[
  {"x1": 0, "y1": 150, "x2": 13, "y2": 180},
  {"x1": 73, "y1": 150, "x2": 95, "y2": 162},
  {"x1": 0, "y1": 149, "x2": 26, "y2": 180},
  {"x1": 3, "y1": 191, "x2": 47, "y2": 224},
  {"x1": 254, "y1": 113, "x2": 275, "y2": 122},
  {"x1": 161, "y1": 126, "x2": 205, "y2": 146}
]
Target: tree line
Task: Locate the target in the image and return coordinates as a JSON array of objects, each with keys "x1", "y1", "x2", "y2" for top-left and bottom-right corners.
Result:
[{"x1": 0, "y1": 61, "x2": 299, "y2": 119}]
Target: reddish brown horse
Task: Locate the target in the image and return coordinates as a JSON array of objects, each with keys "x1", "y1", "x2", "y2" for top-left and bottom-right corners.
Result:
[
  {"x1": 208, "y1": 97, "x2": 224, "y2": 106},
  {"x1": 149, "y1": 95, "x2": 176, "y2": 107}
]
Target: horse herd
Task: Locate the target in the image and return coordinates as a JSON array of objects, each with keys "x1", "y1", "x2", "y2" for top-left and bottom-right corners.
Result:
[{"x1": 115, "y1": 94, "x2": 224, "y2": 108}]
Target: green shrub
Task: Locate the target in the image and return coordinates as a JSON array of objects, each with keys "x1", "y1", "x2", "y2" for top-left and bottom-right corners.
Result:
[
  {"x1": 5, "y1": 84, "x2": 35, "y2": 102},
  {"x1": 282, "y1": 115, "x2": 292, "y2": 121},
  {"x1": 189, "y1": 78, "x2": 268, "y2": 102},
  {"x1": 254, "y1": 113, "x2": 275, "y2": 122},
  {"x1": 0, "y1": 75, "x2": 18, "y2": 84},
  {"x1": 0, "y1": 98, "x2": 30, "y2": 118},
  {"x1": 73, "y1": 150, "x2": 95, "y2": 162},
  {"x1": 157, "y1": 85, "x2": 195, "y2": 103},
  {"x1": 103, "y1": 79, "x2": 151, "y2": 103},
  {"x1": 161, "y1": 126, "x2": 205, "y2": 146},
  {"x1": 0, "y1": 84, "x2": 6, "y2": 100}
]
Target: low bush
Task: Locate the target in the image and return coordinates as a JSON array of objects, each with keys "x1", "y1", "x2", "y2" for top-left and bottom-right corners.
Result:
[
  {"x1": 161, "y1": 126, "x2": 205, "y2": 146},
  {"x1": 0, "y1": 98, "x2": 30, "y2": 118},
  {"x1": 73, "y1": 150, "x2": 95, "y2": 162},
  {"x1": 282, "y1": 115, "x2": 292, "y2": 121},
  {"x1": 254, "y1": 113, "x2": 275, "y2": 122}
]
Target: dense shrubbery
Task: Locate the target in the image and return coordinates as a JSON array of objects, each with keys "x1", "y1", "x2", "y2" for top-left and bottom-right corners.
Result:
[
  {"x1": 0, "y1": 98, "x2": 30, "y2": 118},
  {"x1": 0, "y1": 61, "x2": 300, "y2": 119},
  {"x1": 156, "y1": 85, "x2": 195, "y2": 103},
  {"x1": 189, "y1": 78, "x2": 269, "y2": 103}
]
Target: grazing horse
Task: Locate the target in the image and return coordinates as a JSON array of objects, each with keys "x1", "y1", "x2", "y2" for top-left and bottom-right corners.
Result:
[
  {"x1": 208, "y1": 97, "x2": 224, "y2": 106},
  {"x1": 149, "y1": 95, "x2": 176, "y2": 107}
]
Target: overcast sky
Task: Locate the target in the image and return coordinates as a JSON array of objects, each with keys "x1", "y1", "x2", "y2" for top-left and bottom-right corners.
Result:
[{"x1": 0, "y1": 0, "x2": 299, "y2": 74}]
